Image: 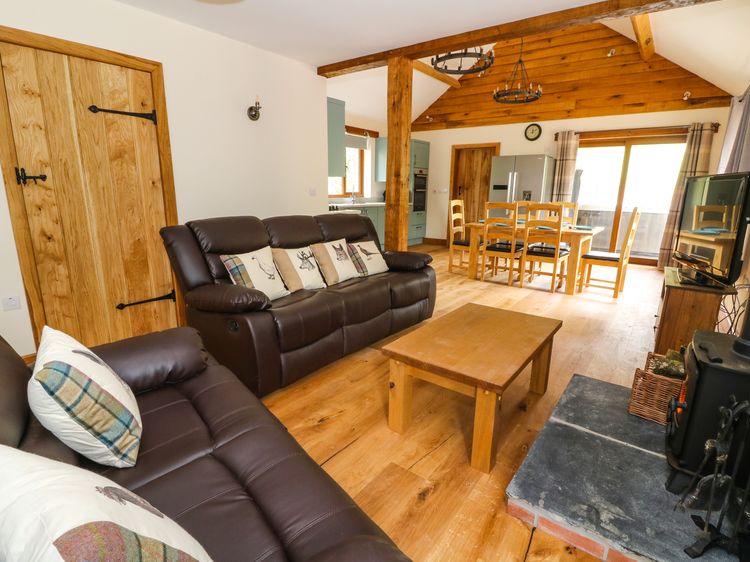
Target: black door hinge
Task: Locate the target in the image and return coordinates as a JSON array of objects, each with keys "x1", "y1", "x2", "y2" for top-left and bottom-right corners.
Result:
[{"x1": 89, "y1": 104, "x2": 157, "y2": 124}]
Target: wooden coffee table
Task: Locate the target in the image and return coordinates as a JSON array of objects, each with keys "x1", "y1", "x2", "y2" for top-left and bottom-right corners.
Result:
[{"x1": 381, "y1": 303, "x2": 562, "y2": 473}]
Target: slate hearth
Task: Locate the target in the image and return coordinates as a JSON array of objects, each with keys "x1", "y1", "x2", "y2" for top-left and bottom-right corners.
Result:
[{"x1": 507, "y1": 374, "x2": 735, "y2": 561}]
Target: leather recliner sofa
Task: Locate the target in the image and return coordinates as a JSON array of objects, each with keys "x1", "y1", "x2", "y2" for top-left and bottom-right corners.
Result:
[
  {"x1": 0, "y1": 328, "x2": 409, "y2": 561},
  {"x1": 161, "y1": 214, "x2": 436, "y2": 397}
]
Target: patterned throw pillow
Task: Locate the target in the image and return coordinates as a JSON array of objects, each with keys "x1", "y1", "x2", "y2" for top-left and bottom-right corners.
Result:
[
  {"x1": 220, "y1": 246, "x2": 290, "y2": 300},
  {"x1": 0, "y1": 445, "x2": 212, "y2": 562},
  {"x1": 310, "y1": 238, "x2": 360, "y2": 286},
  {"x1": 348, "y1": 241, "x2": 389, "y2": 277},
  {"x1": 28, "y1": 327, "x2": 142, "y2": 468},
  {"x1": 272, "y1": 247, "x2": 326, "y2": 292}
]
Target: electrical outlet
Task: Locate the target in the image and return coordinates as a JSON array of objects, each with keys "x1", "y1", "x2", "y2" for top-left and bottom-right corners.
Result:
[
  {"x1": 308, "y1": 186, "x2": 317, "y2": 197},
  {"x1": 2, "y1": 296, "x2": 21, "y2": 311}
]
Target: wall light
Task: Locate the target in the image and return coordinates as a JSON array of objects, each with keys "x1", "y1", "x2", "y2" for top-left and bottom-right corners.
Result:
[{"x1": 247, "y1": 96, "x2": 262, "y2": 121}]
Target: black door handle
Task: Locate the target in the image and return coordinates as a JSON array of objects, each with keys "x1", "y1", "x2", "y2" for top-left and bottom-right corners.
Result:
[{"x1": 15, "y1": 167, "x2": 47, "y2": 185}]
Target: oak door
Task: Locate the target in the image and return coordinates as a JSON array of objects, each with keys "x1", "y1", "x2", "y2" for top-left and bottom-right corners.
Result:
[
  {"x1": 451, "y1": 146, "x2": 495, "y2": 224},
  {"x1": 0, "y1": 42, "x2": 177, "y2": 347}
]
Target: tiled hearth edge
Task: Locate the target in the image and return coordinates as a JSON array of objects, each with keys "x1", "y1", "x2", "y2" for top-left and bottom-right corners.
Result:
[{"x1": 506, "y1": 497, "x2": 650, "y2": 562}]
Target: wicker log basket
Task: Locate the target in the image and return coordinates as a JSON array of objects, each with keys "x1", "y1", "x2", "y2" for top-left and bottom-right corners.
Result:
[{"x1": 628, "y1": 352, "x2": 684, "y2": 425}]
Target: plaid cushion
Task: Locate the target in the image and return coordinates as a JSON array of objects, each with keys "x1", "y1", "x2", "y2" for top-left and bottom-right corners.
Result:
[
  {"x1": 347, "y1": 243, "x2": 368, "y2": 277},
  {"x1": 35, "y1": 361, "x2": 142, "y2": 467},
  {"x1": 54, "y1": 521, "x2": 198, "y2": 562},
  {"x1": 220, "y1": 254, "x2": 254, "y2": 287}
]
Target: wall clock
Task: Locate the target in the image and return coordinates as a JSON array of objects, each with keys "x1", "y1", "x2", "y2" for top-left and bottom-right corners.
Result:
[{"x1": 524, "y1": 123, "x2": 542, "y2": 141}]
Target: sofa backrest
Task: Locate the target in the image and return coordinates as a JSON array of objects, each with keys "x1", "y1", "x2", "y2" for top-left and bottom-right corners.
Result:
[
  {"x1": 0, "y1": 335, "x2": 30, "y2": 448},
  {"x1": 161, "y1": 214, "x2": 381, "y2": 289}
]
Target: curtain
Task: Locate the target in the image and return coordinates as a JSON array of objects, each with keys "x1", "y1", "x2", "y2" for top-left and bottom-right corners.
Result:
[
  {"x1": 722, "y1": 86, "x2": 750, "y2": 173},
  {"x1": 657, "y1": 123, "x2": 716, "y2": 269},
  {"x1": 552, "y1": 131, "x2": 579, "y2": 202}
]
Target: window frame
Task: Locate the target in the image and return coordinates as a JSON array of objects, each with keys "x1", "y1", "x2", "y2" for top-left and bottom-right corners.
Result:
[{"x1": 329, "y1": 147, "x2": 365, "y2": 198}]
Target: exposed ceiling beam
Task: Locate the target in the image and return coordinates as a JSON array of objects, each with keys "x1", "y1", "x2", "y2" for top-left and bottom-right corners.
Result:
[
  {"x1": 630, "y1": 14, "x2": 655, "y2": 60},
  {"x1": 413, "y1": 60, "x2": 461, "y2": 88},
  {"x1": 317, "y1": 0, "x2": 720, "y2": 78}
]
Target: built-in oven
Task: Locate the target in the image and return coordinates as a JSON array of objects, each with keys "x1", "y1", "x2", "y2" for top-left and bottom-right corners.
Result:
[{"x1": 413, "y1": 168, "x2": 427, "y2": 211}]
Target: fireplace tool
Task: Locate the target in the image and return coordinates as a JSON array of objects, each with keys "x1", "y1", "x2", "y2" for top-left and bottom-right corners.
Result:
[{"x1": 677, "y1": 397, "x2": 750, "y2": 558}]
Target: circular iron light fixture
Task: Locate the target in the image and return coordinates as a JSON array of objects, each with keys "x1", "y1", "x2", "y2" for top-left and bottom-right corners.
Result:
[
  {"x1": 493, "y1": 39, "x2": 542, "y2": 104},
  {"x1": 431, "y1": 47, "x2": 494, "y2": 76}
]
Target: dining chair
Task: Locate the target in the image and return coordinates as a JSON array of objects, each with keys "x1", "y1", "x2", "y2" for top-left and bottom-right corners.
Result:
[
  {"x1": 519, "y1": 203, "x2": 569, "y2": 293},
  {"x1": 480, "y1": 202, "x2": 523, "y2": 285},
  {"x1": 578, "y1": 207, "x2": 641, "y2": 298},
  {"x1": 692, "y1": 204, "x2": 730, "y2": 230},
  {"x1": 448, "y1": 199, "x2": 469, "y2": 272}
]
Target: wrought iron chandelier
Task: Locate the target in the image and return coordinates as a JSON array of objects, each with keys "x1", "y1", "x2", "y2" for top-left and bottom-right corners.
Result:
[
  {"x1": 493, "y1": 39, "x2": 542, "y2": 104},
  {"x1": 431, "y1": 46, "x2": 494, "y2": 76}
]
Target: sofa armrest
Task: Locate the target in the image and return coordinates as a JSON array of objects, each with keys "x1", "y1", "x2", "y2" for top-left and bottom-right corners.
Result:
[
  {"x1": 92, "y1": 328, "x2": 208, "y2": 394},
  {"x1": 307, "y1": 536, "x2": 411, "y2": 562},
  {"x1": 185, "y1": 284, "x2": 271, "y2": 313},
  {"x1": 383, "y1": 251, "x2": 433, "y2": 272}
]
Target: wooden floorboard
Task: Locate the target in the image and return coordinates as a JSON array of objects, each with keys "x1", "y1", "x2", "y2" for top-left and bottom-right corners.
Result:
[{"x1": 262, "y1": 245, "x2": 663, "y2": 561}]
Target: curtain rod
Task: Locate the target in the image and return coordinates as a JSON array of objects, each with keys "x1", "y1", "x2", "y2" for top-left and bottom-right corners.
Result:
[{"x1": 554, "y1": 123, "x2": 721, "y2": 141}]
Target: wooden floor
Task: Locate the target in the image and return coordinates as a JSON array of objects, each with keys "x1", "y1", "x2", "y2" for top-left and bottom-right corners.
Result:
[{"x1": 263, "y1": 245, "x2": 663, "y2": 561}]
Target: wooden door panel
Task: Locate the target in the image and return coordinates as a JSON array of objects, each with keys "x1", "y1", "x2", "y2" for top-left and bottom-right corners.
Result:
[
  {"x1": 0, "y1": 42, "x2": 177, "y2": 347},
  {"x1": 0, "y1": 43, "x2": 81, "y2": 338},
  {"x1": 453, "y1": 148, "x2": 493, "y2": 224}
]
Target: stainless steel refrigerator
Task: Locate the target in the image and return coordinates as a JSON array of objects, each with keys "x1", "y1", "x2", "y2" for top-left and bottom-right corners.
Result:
[{"x1": 488, "y1": 154, "x2": 555, "y2": 204}]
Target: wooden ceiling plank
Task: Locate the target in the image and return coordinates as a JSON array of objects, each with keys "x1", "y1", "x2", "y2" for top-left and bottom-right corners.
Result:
[
  {"x1": 413, "y1": 60, "x2": 461, "y2": 88},
  {"x1": 317, "y1": 0, "x2": 720, "y2": 78},
  {"x1": 631, "y1": 14, "x2": 655, "y2": 60}
]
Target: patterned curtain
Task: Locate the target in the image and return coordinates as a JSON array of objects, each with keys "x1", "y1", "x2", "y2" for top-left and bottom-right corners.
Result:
[
  {"x1": 657, "y1": 123, "x2": 715, "y2": 269},
  {"x1": 552, "y1": 131, "x2": 579, "y2": 202}
]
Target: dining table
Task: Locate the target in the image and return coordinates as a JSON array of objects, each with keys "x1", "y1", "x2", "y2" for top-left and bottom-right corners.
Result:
[{"x1": 464, "y1": 221, "x2": 605, "y2": 295}]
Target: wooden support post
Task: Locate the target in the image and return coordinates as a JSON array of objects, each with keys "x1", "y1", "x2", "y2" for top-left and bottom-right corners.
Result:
[
  {"x1": 413, "y1": 60, "x2": 461, "y2": 89},
  {"x1": 385, "y1": 55, "x2": 412, "y2": 252},
  {"x1": 630, "y1": 14, "x2": 655, "y2": 61}
]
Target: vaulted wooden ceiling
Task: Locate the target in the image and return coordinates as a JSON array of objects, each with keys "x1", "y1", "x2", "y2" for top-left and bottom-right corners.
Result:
[{"x1": 411, "y1": 23, "x2": 731, "y2": 131}]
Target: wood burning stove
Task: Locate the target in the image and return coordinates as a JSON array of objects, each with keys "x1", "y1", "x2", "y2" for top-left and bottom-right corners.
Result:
[{"x1": 667, "y1": 330, "x2": 750, "y2": 492}]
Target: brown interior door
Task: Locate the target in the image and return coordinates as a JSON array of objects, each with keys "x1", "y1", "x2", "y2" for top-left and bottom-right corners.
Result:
[
  {"x1": 451, "y1": 147, "x2": 494, "y2": 224},
  {"x1": 0, "y1": 43, "x2": 177, "y2": 346}
]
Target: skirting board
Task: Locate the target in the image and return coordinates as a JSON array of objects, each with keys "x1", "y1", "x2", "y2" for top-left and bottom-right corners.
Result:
[{"x1": 422, "y1": 237, "x2": 448, "y2": 246}]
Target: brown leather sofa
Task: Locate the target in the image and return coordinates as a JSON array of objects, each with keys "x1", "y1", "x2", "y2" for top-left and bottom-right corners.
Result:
[
  {"x1": 0, "y1": 329, "x2": 409, "y2": 561},
  {"x1": 161, "y1": 214, "x2": 436, "y2": 397}
]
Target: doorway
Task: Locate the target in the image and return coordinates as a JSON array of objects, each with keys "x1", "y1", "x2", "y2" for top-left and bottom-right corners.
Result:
[
  {"x1": 575, "y1": 136, "x2": 687, "y2": 263},
  {"x1": 449, "y1": 143, "x2": 501, "y2": 225},
  {"x1": 0, "y1": 28, "x2": 180, "y2": 347}
]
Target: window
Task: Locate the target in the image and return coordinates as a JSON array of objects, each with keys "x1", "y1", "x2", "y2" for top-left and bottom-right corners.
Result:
[
  {"x1": 328, "y1": 136, "x2": 372, "y2": 198},
  {"x1": 575, "y1": 135, "x2": 686, "y2": 262}
]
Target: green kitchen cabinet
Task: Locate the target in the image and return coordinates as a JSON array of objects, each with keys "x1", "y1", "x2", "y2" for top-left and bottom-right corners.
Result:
[
  {"x1": 327, "y1": 97, "x2": 346, "y2": 177},
  {"x1": 408, "y1": 209, "x2": 426, "y2": 246},
  {"x1": 374, "y1": 138, "x2": 430, "y2": 185},
  {"x1": 359, "y1": 206, "x2": 385, "y2": 249},
  {"x1": 412, "y1": 139, "x2": 430, "y2": 169}
]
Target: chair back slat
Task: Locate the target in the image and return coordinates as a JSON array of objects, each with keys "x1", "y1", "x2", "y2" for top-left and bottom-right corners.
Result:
[
  {"x1": 450, "y1": 199, "x2": 465, "y2": 243},
  {"x1": 525, "y1": 203, "x2": 564, "y2": 247},
  {"x1": 692, "y1": 204, "x2": 730, "y2": 230},
  {"x1": 621, "y1": 207, "x2": 641, "y2": 261},
  {"x1": 483, "y1": 202, "x2": 518, "y2": 244}
]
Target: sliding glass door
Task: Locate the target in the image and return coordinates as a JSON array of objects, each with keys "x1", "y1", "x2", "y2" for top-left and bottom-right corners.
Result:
[{"x1": 575, "y1": 137, "x2": 686, "y2": 262}]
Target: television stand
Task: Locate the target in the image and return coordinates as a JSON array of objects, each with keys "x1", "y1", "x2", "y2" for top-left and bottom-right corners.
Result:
[{"x1": 654, "y1": 268, "x2": 736, "y2": 354}]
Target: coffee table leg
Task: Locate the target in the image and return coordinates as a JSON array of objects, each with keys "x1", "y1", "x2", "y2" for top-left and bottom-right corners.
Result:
[
  {"x1": 388, "y1": 360, "x2": 413, "y2": 433},
  {"x1": 471, "y1": 389, "x2": 498, "y2": 473},
  {"x1": 530, "y1": 338, "x2": 553, "y2": 395}
]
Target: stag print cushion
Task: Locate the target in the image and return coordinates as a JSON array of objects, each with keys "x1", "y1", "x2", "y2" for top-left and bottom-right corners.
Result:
[
  {"x1": 28, "y1": 326, "x2": 142, "y2": 468},
  {"x1": 347, "y1": 241, "x2": 388, "y2": 276},
  {"x1": 311, "y1": 238, "x2": 360, "y2": 285},
  {"x1": 272, "y1": 247, "x2": 326, "y2": 293},
  {"x1": 0, "y1": 445, "x2": 213, "y2": 562},
  {"x1": 221, "y1": 246, "x2": 290, "y2": 300}
]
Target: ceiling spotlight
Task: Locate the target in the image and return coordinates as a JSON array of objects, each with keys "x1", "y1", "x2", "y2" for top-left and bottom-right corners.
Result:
[
  {"x1": 426, "y1": 115, "x2": 434, "y2": 122},
  {"x1": 607, "y1": 48, "x2": 616, "y2": 57},
  {"x1": 683, "y1": 91, "x2": 692, "y2": 101}
]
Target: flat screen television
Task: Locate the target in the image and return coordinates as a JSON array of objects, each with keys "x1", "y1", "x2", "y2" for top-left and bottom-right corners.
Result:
[{"x1": 673, "y1": 172, "x2": 750, "y2": 286}]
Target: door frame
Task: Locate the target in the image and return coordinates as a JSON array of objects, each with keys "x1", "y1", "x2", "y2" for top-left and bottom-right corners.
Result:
[
  {"x1": 0, "y1": 25, "x2": 183, "y2": 345},
  {"x1": 578, "y1": 135, "x2": 686, "y2": 265},
  {"x1": 447, "y1": 142, "x2": 501, "y2": 238}
]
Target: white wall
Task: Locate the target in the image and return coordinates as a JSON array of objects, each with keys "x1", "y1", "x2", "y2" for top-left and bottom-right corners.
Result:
[
  {"x1": 413, "y1": 107, "x2": 732, "y2": 240},
  {"x1": 0, "y1": 0, "x2": 329, "y2": 354}
]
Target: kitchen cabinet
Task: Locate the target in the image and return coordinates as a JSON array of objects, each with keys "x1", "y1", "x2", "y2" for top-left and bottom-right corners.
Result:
[
  {"x1": 374, "y1": 138, "x2": 430, "y2": 185},
  {"x1": 408, "y1": 209, "x2": 426, "y2": 246},
  {"x1": 327, "y1": 97, "x2": 346, "y2": 177}
]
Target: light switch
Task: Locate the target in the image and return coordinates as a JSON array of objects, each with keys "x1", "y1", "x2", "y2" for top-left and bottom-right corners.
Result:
[{"x1": 2, "y1": 296, "x2": 21, "y2": 311}]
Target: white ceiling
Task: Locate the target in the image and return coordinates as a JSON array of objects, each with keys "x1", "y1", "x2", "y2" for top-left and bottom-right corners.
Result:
[
  {"x1": 605, "y1": 0, "x2": 750, "y2": 97},
  {"x1": 114, "y1": 0, "x2": 593, "y2": 67}
]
